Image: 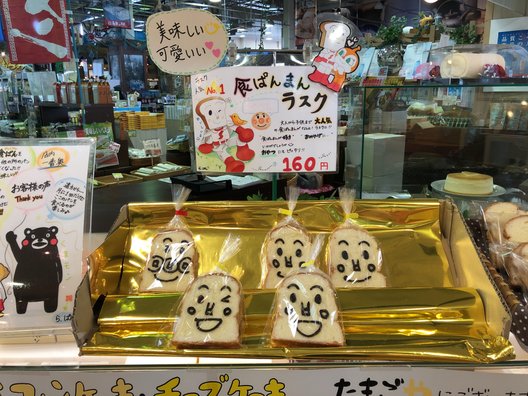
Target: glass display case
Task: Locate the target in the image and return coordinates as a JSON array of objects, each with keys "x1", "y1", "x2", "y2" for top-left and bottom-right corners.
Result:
[{"x1": 340, "y1": 80, "x2": 528, "y2": 199}]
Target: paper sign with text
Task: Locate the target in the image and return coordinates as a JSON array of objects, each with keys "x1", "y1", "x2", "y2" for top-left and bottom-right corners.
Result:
[
  {"x1": 0, "y1": 140, "x2": 93, "y2": 333},
  {"x1": 0, "y1": 366, "x2": 528, "y2": 395},
  {"x1": 146, "y1": 8, "x2": 228, "y2": 75},
  {"x1": 191, "y1": 66, "x2": 338, "y2": 173}
]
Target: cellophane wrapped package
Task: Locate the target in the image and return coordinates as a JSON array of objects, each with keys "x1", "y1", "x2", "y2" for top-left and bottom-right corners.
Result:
[
  {"x1": 171, "y1": 234, "x2": 244, "y2": 349},
  {"x1": 260, "y1": 186, "x2": 312, "y2": 288},
  {"x1": 268, "y1": 235, "x2": 345, "y2": 347},
  {"x1": 327, "y1": 187, "x2": 385, "y2": 288},
  {"x1": 138, "y1": 184, "x2": 198, "y2": 293}
]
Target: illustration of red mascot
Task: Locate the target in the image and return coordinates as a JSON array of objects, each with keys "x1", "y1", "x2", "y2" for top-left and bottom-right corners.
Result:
[
  {"x1": 195, "y1": 97, "x2": 255, "y2": 172},
  {"x1": 308, "y1": 21, "x2": 360, "y2": 92}
]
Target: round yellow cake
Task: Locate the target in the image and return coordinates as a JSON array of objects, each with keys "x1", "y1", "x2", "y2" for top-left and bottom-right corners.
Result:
[{"x1": 444, "y1": 172, "x2": 493, "y2": 195}]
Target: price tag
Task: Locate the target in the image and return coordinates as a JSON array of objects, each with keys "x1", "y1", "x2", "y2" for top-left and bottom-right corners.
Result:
[
  {"x1": 112, "y1": 173, "x2": 124, "y2": 180},
  {"x1": 282, "y1": 156, "x2": 323, "y2": 172}
]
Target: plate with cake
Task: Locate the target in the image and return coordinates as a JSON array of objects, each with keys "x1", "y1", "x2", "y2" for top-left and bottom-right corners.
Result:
[{"x1": 431, "y1": 171, "x2": 506, "y2": 198}]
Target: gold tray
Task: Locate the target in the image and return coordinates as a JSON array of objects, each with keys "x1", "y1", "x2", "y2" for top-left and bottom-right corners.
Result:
[{"x1": 76, "y1": 199, "x2": 513, "y2": 362}]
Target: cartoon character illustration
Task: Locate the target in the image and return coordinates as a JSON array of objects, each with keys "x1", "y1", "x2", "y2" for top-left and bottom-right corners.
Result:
[
  {"x1": 271, "y1": 271, "x2": 345, "y2": 347},
  {"x1": 139, "y1": 230, "x2": 197, "y2": 293},
  {"x1": 0, "y1": 263, "x2": 10, "y2": 316},
  {"x1": 262, "y1": 224, "x2": 312, "y2": 288},
  {"x1": 172, "y1": 273, "x2": 243, "y2": 348},
  {"x1": 328, "y1": 227, "x2": 386, "y2": 288},
  {"x1": 195, "y1": 96, "x2": 255, "y2": 172},
  {"x1": 308, "y1": 21, "x2": 361, "y2": 92},
  {"x1": 6, "y1": 226, "x2": 62, "y2": 314},
  {"x1": 251, "y1": 112, "x2": 272, "y2": 130}
]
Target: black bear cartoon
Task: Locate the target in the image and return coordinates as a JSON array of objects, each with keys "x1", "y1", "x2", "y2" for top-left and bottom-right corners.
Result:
[{"x1": 6, "y1": 227, "x2": 62, "y2": 314}]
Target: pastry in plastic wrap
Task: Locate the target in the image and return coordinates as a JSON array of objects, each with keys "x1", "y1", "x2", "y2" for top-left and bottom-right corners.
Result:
[
  {"x1": 327, "y1": 186, "x2": 386, "y2": 288},
  {"x1": 270, "y1": 269, "x2": 345, "y2": 347},
  {"x1": 139, "y1": 229, "x2": 197, "y2": 293},
  {"x1": 263, "y1": 224, "x2": 312, "y2": 288},
  {"x1": 504, "y1": 215, "x2": 528, "y2": 244},
  {"x1": 328, "y1": 226, "x2": 385, "y2": 288},
  {"x1": 261, "y1": 186, "x2": 312, "y2": 288},
  {"x1": 483, "y1": 202, "x2": 526, "y2": 244},
  {"x1": 172, "y1": 272, "x2": 243, "y2": 349}
]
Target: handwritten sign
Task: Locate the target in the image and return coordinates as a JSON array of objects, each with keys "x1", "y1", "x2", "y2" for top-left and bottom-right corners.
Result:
[
  {"x1": 191, "y1": 66, "x2": 338, "y2": 173},
  {"x1": 146, "y1": 8, "x2": 228, "y2": 75},
  {"x1": 1, "y1": 366, "x2": 528, "y2": 395},
  {"x1": 0, "y1": 140, "x2": 93, "y2": 334}
]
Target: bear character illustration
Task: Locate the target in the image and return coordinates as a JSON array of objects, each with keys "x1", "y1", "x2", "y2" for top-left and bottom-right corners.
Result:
[{"x1": 6, "y1": 227, "x2": 62, "y2": 314}]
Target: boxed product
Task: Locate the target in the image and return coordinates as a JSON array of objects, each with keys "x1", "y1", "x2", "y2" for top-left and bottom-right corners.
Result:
[{"x1": 73, "y1": 199, "x2": 514, "y2": 362}]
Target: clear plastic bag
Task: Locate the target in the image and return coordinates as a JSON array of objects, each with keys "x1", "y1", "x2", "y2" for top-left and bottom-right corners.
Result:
[
  {"x1": 171, "y1": 235, "x2": 244, "y2": 349},
  {"x1": 138, "y1": 185, "x2": 198, "y2": 293},
  {"x1": 327, "y1": 187, "x2": 386, "y2": 288},
  {"x1": 269, "y1": 237, "x2": 345, "y2": 347},
  {"x1": 261, "y1": 186, "x2": 312, "y2": 288}
]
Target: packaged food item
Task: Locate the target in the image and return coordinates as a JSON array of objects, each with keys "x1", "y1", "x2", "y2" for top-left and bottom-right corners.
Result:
[
  {"x1": 327, "y1": 187, "x2": 385, "y2": 288},
  {"x1": 483, "y1": 202, "x2": 527, "y2": 245},
  {"x1": 261, "y1": 186, "x2": 312, "y2": 288},
  {"x1": 172, "y1": 235, "x2": 244, "y2": 349},
  {"x1": 270, "y1": 238, "x2": 345, "y2": 347},
  {"x1": 138, "y1": 185, "x2": 198, "y2": 293}
]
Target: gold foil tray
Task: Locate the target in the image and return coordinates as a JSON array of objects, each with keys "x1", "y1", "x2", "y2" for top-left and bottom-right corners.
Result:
[{"x1": 80, "y1": 199, "x2": 514, "y2": 362}]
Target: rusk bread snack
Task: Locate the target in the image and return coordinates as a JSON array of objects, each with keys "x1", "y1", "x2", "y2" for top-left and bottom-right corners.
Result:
[
  {"x1": 504, "y1": 215, "x2": 528, "y2": 244},
  {"x1": 172, "y1": 272, "x2": 243, "y2": 348},
  {"x1": 262, "y1": 186, "x2": 312, "y2": 288},
  {"x1": 139, "y1": 229, "x2": 197, "y2": 292},
  {"x1": 506, "y1": 243, "x2": 528, "y2": 288},
  {"x1": 139, "y1": 185, "x2": 198, "y2": 293},
  {"x1": 270, "y1": 268, "x2": 345, "y2": 347},
  {"x1": 327, "y1": 187, "x2": 385, "y2": 288},
  {"x1": 172, "y1": 234, "x2": 244, "y2": 349}
]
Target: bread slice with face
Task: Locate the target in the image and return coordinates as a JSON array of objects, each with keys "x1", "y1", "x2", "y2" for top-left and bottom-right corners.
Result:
[
  {"x1": 271, "y1": 271, "x2": 345, "y2": 347},
  {"x1": 139, "y1": 229, "x2": 197, "y2": 293},
  {"x1": 328, "y1": 226, "x2": 386, "y2": 288},
  {"x1": 262, "y1": 224, "x2": 312, "y2": 288},
  {"x1": 172, "y1": 273, "x2": 243, "y2": 349}
]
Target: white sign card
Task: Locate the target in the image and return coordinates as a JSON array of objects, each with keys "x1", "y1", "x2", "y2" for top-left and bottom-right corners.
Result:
[
  {"x1": 191, "y1": 66, "x2": 338, "y2": 173},
  {"x1": 0, "y1": 139, "x2": 94, "y2": 333},
  {"x1": 146, "y1": 8, "x2": 228, "y2": 75},
  {"x1": 0, "y1": 366, "x2": 528, "y2": 395}
]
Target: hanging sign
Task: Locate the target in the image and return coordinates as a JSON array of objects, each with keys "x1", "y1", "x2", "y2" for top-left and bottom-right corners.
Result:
[
  {"x1": 309, "y1": 14, "x2": 362, "y2": 92},
  {"x1": 103, "y1": 0, "x2": 132, "y2": 29},
  {"x1": 0, "y1": 0, "x2": 72, "y2": 64},
  {"x1": 0, "y1": 139, "x2": 94, "y2": 334},
  {"x1": 191, "y1": 66, "x2": 338, "y2": 173},
  {"x1": 146, "y1": 8, "x2": 228, "y2": 75}
]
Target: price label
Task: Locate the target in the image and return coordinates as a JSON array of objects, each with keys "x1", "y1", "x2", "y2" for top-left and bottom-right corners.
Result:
[
  {"x1": 282, "y1": 156, "x2": 322, "y2": 172},
  {"x1": 112, "y1": 173, "x2": 124, "y2": 180}
]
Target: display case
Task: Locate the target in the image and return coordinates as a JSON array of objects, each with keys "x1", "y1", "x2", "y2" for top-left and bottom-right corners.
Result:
[{"x1": 340, "y1": 80, "x2": 528, "y2": 198}]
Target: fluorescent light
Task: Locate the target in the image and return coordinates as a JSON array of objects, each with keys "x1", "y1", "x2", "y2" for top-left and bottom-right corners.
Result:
[
  {"x1": 210, "y1": 0, "x2": 222, "y2": 2},
  {"x1": 238, "y1": 34, "x2": 246, "y2": 38},
  {"x1": 424, "y1": 0, "x2": 438, "y2": 3},
  {"x1": 265, "y1": 31, "x2": 272, "y2": 35}
]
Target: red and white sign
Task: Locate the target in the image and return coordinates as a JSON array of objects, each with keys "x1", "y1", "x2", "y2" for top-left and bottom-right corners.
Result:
[
  {"x1": 103, "y1": 0, "x2": 132, "y2": 29},
  {"x1": 1, "y1": 0, "x2": 72, "y2": 64}
]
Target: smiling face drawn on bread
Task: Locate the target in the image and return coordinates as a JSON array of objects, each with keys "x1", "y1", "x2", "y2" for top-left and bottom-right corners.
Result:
[
  {"x1": 139, "y1": 230, "x2": 197, "y2": 293},
  {"x1": 263, "y1": 225, "x2": 312, "y2": 288},
  {"x1": 271, "y1": 272, "x2": 344, "y2": 347},
  {"x1": 172, "y1": 273, "x2": 242, "y2": 348},
  {"x1": 328, "y1": 227, "x2": 386, "y2": 288}
]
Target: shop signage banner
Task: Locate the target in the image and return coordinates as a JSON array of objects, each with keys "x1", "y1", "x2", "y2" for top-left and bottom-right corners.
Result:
[
  {"x1": 0, "y1": 0, "x2": 72, "y2": 64},
  {"x1": 103, "y1": 0, "x2": 132, "y2": 29},
  {"x1": 0, "y1": 366, "x2": 528, "y2": 395},
  {"x1": 0, "y1": 140, "x2": 93, "y2": 333},
  {"x1": 146, "y1": 8, "x2": 228, "y2": 75},
  {"x1": 191, "y1": 66, "x2": 338, "y2": 173}
]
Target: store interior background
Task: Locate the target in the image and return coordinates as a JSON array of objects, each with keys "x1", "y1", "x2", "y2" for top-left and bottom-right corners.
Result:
[{"x1": 2, "y1": 0, "x2": 528, "y2": 231}]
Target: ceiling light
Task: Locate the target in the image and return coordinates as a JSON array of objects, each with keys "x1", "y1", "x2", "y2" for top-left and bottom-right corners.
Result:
[
  {"x1": 424, "y1": 0, "x2": 438, "y2": 3},
  {"x1": 238, "y1": 34, "x2": 246, "y2": 38},
  {"x1": 209, "y1": 0, "x2": 222, "y2": 3},
  {"x1": 265, "y1": 37, "x2": 273, "y2": 40}
]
